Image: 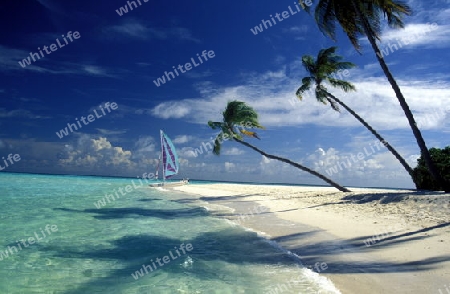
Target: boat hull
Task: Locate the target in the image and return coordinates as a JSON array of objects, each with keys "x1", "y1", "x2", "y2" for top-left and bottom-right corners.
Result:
[{"x1": 149, "y1": 180, "x2": 188, "y2": 188}]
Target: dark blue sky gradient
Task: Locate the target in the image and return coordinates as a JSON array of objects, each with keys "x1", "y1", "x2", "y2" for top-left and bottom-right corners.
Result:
[{"x1": 0, "y1": 0, "x2": 449, "y2": 188}]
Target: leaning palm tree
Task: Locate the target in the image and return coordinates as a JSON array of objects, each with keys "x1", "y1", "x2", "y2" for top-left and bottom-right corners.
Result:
[
  {"x1": 297, "y1": 46, "x2": 415, "y2": 185},
  {"x1": 314, "y1": 1, "x2": 449, "y2": 191},
  {"x1": 208, "y1": 100, "x2": 350, "y2": 192}
]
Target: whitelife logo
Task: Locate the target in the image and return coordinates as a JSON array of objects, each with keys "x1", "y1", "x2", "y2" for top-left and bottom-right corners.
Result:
[
  {"x1": 0, "y1": 153, "x2": 21, "y2": 171},
  {"x1": 153, "y1": 50, "x2": 215, "y2": 87},
  {"x1": 0, "y1": 225, "x2": 58, "y2": 261},
  {"x1": 250, "y1": 0, "x2": 312, "y2": 35},
  {"x1": 55, "y1": 102, "x2": 118, "y2": 139},
  {"x1": 376, "y1": 22, "x2": 438, "y2": 58},
  {"x1": 115, "y1": 0, "x2": 149, "y2": 16},
  {"x1": 18, "y1": 31, "x2": 81, "y2": 68},
  {"x1": 93, "y1": 172, "x2": 157, "y2": 209},
  {"x1": 131, "y1": 243, "x2": 193, "y2": 280}
]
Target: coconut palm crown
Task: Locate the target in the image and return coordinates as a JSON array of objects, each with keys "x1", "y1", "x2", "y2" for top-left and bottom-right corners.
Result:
[
  {"x1": 315, "y1": 0, "x2": 411, "y2": 52},
  {"x1": 297, "y1": 46, "x2": 356, "y2": 111},
  {"x1": 208, "y1": 100, "x2": 264, "y2": 155}
]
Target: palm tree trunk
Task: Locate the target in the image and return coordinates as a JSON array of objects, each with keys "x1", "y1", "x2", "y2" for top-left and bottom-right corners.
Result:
[
  {"x1": 326, "y1": 93, "x2": 416, "y2": 185},
  {"x1": 233, "y1": 138, "x2": 351, "y2": 192},
  {"x1": 352, "y1": 1, "x2": 450, "y2": 192}
]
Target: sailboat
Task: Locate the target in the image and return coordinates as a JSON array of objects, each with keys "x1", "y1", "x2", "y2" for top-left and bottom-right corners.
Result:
[{"x1": 149, "y1": 130, "x2": 188, "y2": 188}]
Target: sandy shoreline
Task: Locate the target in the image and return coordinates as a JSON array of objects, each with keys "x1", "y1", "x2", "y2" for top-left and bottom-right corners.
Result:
[{"x1": 172, "y1": 183, "x2": 450, "y2": 294}]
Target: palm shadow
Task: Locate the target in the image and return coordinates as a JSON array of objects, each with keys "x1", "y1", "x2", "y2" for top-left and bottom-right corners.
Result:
[
  {"x1": 284, "y1": 222, "x2": 450, "y2": 274},
  {"x1": 41, "y1": 228, "x2": 296, "y2": 294},
  {"x1": 54, "y1": 207, "x2": 209, "y2": 220},
  {"x1": 298, "y1": 191, "x2": 445, "y2": 210},
  {"x1": 198, "y1": 193, "x2": 262, "y2": 202},
  {"x1": 137, "y1": 198, "x2": 164, "y2": 202},
  {"x1": 341, "y1": 191, "x2": 445, "y2": 205}
]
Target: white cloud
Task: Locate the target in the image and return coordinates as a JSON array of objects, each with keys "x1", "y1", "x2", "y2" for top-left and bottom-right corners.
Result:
[
  {"x1": 178, "y1": 158, "x2": 189, "y2": 166},
  {"x1": 173, "y1": 135, "x2": 193, "y2": 144},
  {"x1": 134, "y1": 136, "x2": 155, "y2": 152},
  {"x1": 261, "y1": 156, "x2": 272, "y2": 164},
  {"x1": 0, "y1": 108, "x2": 50, "y2": 119},
  {"x1": 282, "y1": 25, "x2": 309, "y2": 40},
  {"x1": 306, "y1": 136, "x2": 416, "y2": 188},
  {"x1": 185, "y1": 69, "x2": 214, "y2": 79},
  {"x1": 283, "y1": 25, "x2": 309, "y2": 34},
  {"x1": 379, "y1": 23, "x2": 450, "y2": 48},
  {"x1": 151, "y1": 101, "x2": 191, "y2": 119},
  {"x1": 179, "y1": 147, "x2": 199, "y2": 158},
  {"x1": 56, "y1": 134, "x2": 161, "y2": 175},
  {"x1": 105, "y1": 20, "x2": 200, "y2": 43},
  {"x1": 96, "y1": 128, "x2": 127, "y2": 135},
  {"x1": 149, "y1": 66, "x2": 450, "y2": 132},
  {"x1": 109, "y1": 21, "x2": 148, "y2": 39},
  {"x1": 0, "y1": 45, "x2": 115, "y2": 76},
  {"x1": 223, "y1": 147, "x2": 244, "y2": 156},
  {"x1": 83, "y1": 65, "x2": 114, "y2": 77},
  {"x1": 224, "y1": 162, "x2": 235, "y2": 171},
  {"x1": 60, "y1": 136, "x2": 134, "y2": 169}
]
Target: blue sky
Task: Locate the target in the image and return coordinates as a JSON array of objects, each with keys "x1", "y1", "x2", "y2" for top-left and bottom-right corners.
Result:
[{"x1": 0, "y1": 0, "x2": 449, "y2": 188}]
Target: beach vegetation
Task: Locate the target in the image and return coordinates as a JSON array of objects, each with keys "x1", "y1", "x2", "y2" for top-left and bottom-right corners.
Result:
[{"x1": 413, "y1": 146, "x2": 450, "y2": 191}]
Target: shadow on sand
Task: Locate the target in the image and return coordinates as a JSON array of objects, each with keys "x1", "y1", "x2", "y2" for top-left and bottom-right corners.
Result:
[{"x1": 282, "y1": 221, "x2": 450, "y2": 274}]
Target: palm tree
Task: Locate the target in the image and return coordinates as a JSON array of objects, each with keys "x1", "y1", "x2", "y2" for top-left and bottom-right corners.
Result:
[
  {"x1": 297, "y1": 46, "x2": 416, "y2": 185},
  {"x1": 208, "y1": 100, "x2": 351, "y2": 192},
  {"x1": 314, "y1": 1, "x2": 450, "y2": 191}
]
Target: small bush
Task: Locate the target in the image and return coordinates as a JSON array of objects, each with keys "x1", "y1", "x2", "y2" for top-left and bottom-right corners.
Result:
[{"x1": 412, "y1": 146, "x2": 450, "y2": 191}]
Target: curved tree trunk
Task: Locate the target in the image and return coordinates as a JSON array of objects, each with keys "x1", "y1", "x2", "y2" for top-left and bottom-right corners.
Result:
[
  {"x1": 233, "y1": 138, "x2": 351, "y2": 192},
  {"x1": 326, "y1": 93, "x2": 416, "y2": 185},
  {"x1": 352, "y1": 2, "x2": 450, "y2": 192}
]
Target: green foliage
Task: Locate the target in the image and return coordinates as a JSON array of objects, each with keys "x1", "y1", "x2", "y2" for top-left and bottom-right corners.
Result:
[
  {"x1": 314, "y1": 0, "x2": 411, "y2": 51},
  {"x1": 412, "y1": 147, "x2": 450, "y2": 191},
  {"x1": 207, "y1": 100, "x2": 264, "y2": 155},
  {"x1": 297, "y1": 46, "x2": 356, "y2": 110}
]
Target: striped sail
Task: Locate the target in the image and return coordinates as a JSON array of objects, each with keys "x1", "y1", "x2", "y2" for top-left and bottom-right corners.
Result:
[{"x1": 160, "y1": 130, "x2": 179, "y2": 179}]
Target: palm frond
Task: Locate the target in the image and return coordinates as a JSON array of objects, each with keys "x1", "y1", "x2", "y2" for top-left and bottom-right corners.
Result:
[
  {"x1": 224, "y1": 101, "x2": 259, "y2": 125},
  {"x1": 208, "y1": 121, "x2": 223, "y2": 130},
  {"x1": 301, "y1": 55, "x2": 316, "y2": 75},
  {"x1": 213, "y1": 136, "x2": 222, "y2": 155},
  {"x1": 315, "y1": 0, "x2": 412, "y2": 51},
  {"x1": 296, "y1": 77, "x2": 313, "y2": 99},
  {"x1": 333, "y1": 61, "x2": 356, "y2": 70},
  {"x1": 317, "y1": 47, "x2": 338, "y2": 68},
  {"x1": 326, "y1": 97, "x2": 340, "y2": 112},
  {"x1": 219, "y1": 100, "x2": 265, "y2": 142},
  {"x1": 327, "y1": 78, "x2": 356, "y2": 92},
  {"x1": 315, "y1": 0, "x2": 338, "y2": 41},
  {"x1": 315, "y1": 85, "x2": 329, "y2": 104}
]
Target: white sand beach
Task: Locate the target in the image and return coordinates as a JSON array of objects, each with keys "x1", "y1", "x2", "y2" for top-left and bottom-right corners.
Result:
[{"x1": 173, "y1": 183, "x2": 450, "y2": 294}]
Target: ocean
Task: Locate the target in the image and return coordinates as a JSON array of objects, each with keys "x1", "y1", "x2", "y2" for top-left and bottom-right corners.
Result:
[{"x1": 0, "y1": 172, "x2": 340, "y2": 294}]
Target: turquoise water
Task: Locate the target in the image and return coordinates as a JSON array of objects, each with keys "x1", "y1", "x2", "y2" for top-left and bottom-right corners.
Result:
[{"x1": 0, "y1": 173, "x2": 339, "y2": 294}]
